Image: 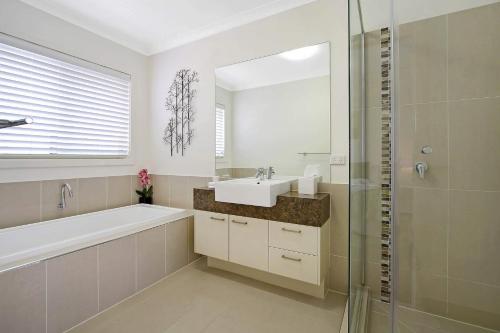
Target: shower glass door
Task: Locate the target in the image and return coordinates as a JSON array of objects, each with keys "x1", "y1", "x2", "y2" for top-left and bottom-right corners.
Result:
[
  {"x1": 393, "y1": 0, "x2": 500, "y2": 332},
  {"x1": 349, "y1": 0, "x2": 500, "y2": 332}
]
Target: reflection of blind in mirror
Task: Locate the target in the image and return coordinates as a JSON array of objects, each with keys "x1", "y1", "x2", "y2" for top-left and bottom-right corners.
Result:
[{"x1": 215, "y1": 106, "x2": 225, "y2": 158}]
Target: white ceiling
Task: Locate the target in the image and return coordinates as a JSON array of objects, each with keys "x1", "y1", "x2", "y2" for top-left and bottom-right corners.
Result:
[
  {"x1": 215, "y1": 42, "x2": 329, "y2": 91},
  {"x1": 19, "y1": 0, "x2": 317, "y2": 55}
]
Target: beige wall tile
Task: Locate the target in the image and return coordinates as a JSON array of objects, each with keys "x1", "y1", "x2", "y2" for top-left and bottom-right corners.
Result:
[
  {"x1": 166, "y1": 219, "x2": 188, "y2": 275},
  {"x1": 398, "y1": 22, "x2": 416, "y2": 106},
  {"x1": 448, "y1": 3, "x2": 500, "y2": 100},
  {"x1": 47, "y1": 247, "x2": 98, "y2": 333},
  {"x1": 449, "y1": 190, "x2": 500, "y2": 286},
  {"x1": 398, "y1": 188, "x2": 448, "y2": 275},
  {"x1": 137, "y1": 225, "x2": 166, "y2": 290},
  {"x1": 365, "y1": 261, "x2": 381, "y2": 300},
  {"x1": 412, "y1": 102, "x2": 448, "y2": 189},
  {"x1": 169, "y1": 175, "x2": 189, "y2": 209},
  {"x1": 0, "y1": 181, "x2": 40, "y2": 228},
  {"x1": 107, "y1": 176, "x2": 132, "y2": 209},
  {"x1": 366, "y1": 107, "x2": 382, "y2": 184},
  {"x1": 152, "y1": 175, "x2": 170, "y2": 206},
  {"x1": 330, "y1": 255, "x2": 348, "y2": 294},
  {"x1": 41, "y1": 179, "x2": 78, "y2": 221},
  {"x1": 330, "y1": 184, "x2": 349, "y2": 257},
  {"x1": 448, "y1": 278, "x2": 500, "y2": 331},
  {"x1": 98, "y1": 235, "x2": 137, "y2": 311},
  {"x1": 0, "y1": 262, "x2": 46, "y2": 333},
  {"x1": 365, "y1": 30, "x2": 382, "y2": 109},
  {"x1": 187, "y1": 216, "x2": 202, "y2": 263},
  {"x1": 78, "y1": 177, "x2": 107, "y2": 214},
  {"x1": 350, "y1": 34, "x2": 362, "y2": 111},
  {"x1": 414, "y1": 15, "x2": 447, "y2": 103},
  {"x1": 400, "y1": 81, "x2": 449, "y2": 189},
  {"x1": 449, "y1": 98, "x2": 500, "y2": 191},
  {"x1": 413, "y1": 272, "x2": 447, "y2": 316},
  {"x1": 398, "y1": 105, "x2": 415, "y2": 187}
]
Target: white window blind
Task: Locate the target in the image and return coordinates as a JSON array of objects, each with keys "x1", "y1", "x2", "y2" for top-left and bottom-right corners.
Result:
[
  {"x1": 0, "y1": 34, "x2": 131, "y2": 157},
  {"x1": 215, "y1": 105, "x2": 225, "y2": 158}
]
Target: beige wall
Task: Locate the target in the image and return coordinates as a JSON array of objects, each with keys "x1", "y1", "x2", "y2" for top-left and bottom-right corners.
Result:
[
  {"x1": 149, "y1": 0, "x2": 350, "y2": 184},
  {"x1": 0, "y1": 0, "x2": 150, "y2": 183}
]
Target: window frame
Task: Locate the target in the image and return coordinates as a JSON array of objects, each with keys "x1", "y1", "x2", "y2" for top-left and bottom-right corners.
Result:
[{"x1": 0, "y1": 32, "x2": 132, "y2": 160}]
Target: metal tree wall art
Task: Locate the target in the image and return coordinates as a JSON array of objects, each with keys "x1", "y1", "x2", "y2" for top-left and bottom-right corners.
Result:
[{"x1": 163, "y1": 69, "x2": 199, "y2": 156}]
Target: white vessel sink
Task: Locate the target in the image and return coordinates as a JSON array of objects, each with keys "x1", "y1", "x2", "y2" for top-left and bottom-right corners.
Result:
[{"x1": 214, "y1": 177, "x2": 294, "y2": 207}]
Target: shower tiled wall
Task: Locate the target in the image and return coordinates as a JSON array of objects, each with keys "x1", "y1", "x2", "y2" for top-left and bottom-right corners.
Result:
[{"x1": 363, "y1": 2, "x2": 500, "y2": 331}]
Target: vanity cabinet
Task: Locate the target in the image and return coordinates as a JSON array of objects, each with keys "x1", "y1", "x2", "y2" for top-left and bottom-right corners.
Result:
[
  {"x1": 268, "y1": 247, "x2": 318, "y2": 285},
  {"x1": 229, "y1": 215, "x2": 268, "y2": 271},
  {"x1": 194, "y1": 210, "x2": 328, "y2": 287},
  {"x1": 268, "y1": 220, "x2": 321, "y2": 284},
  {"x1": 269, "y1": 221, "x2": 318, "y2": 255},
  {"x1": 194, "y1": 211, "x2": 228, "y2": 260}
]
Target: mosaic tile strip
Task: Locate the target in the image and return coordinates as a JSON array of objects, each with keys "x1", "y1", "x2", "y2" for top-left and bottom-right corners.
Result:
[{"x1": 380, "y1": 26, "x2": 392, "y2": 303}]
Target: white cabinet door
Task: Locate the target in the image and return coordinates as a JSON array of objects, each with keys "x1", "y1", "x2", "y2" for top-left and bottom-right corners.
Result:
[
  {"x1": 269, "y1": 247, "x2": 318, "y2": 285},
  {"x1": 194, "y1": 211, "x2": 228, "y2": 260},
  {"x1": 229, "y1": 215, "x2": 268, "y2": 271},
  {"x1": 269, "y1": 221, "x2": 318, "y2": 255}
]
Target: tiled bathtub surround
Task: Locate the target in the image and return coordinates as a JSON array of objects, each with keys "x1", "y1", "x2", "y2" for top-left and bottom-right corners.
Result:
[
  {"x1": 0, "y1": 176, "x2": 137, "y2": 229},
  {"x1": 0, "y1": 218, "x2": 192, "y2": 333},
  {"x1": 0, "y1": 174, "x2": 349, "y2": 298}
]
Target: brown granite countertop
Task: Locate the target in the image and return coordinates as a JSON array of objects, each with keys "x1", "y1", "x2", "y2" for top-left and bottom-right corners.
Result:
[{"x1": 193, "y1": 187, "x2": 330, "y2": 227}]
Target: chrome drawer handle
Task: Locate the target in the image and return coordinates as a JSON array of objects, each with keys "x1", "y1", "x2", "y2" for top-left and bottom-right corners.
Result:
[
  {"x1": 281, "y1": 255, "x2": 302, "y2": 262},
  {"x1": 281, "y1": 227, "x2": 301, "y2": 234},
  {"x1": 210, "y1": 216, "x2": 225, "y2": 221},
  {"x1": 232, "y1": 220, "x2": 248, "y2": 225}
]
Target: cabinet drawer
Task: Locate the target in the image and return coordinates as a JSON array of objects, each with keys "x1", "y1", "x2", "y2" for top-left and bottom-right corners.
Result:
[
  {"x1": 194, "y1": 211, "x2": 228, "y2": 260},
  {"x1": 269, "y1": 247, "x2": 318, "y2": 285},
  {"x1": 229, "y1": 215, "x2": 268, "y2": 271},
  {"x1": 269, "y1": 221, "x2": 318, "y2": 255}
]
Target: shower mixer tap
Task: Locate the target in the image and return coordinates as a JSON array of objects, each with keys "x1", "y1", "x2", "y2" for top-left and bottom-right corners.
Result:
[{"x1": 415, "y1": 162, "x2": 428, "y2": 179}]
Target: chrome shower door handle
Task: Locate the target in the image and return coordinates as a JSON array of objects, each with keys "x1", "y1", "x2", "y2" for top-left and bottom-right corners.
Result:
[{"x1": 415, "y1": 162, "x2": 428, "y2": 179}]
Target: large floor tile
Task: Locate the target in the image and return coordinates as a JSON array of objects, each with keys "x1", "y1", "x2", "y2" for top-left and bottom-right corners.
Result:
[{"x1": 68, "y1": 258, "x2": 346, "y2": 333}]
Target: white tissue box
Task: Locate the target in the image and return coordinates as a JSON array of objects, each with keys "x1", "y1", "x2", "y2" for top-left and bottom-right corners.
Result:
[{"x1": 298, "y1": 176, "x2": 321, "y2": 195}]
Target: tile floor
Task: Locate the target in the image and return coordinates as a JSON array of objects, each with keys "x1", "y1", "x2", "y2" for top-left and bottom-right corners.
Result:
[
  {"x1": 369, "y1": 300, "x2": 499, "y2": 333},
  {"x1": 69, "y1": 257, "x2": 346, "y2": 333}
]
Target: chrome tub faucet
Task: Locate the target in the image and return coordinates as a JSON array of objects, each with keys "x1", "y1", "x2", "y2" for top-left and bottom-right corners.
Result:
[{"x1": 58, "y1": 183, "x2": 74, "y2": 209}]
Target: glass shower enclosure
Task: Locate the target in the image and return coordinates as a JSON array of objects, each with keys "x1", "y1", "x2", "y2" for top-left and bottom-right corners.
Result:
[{"x1": 349, "y1": 0, "x2": 500, "y2": 332}]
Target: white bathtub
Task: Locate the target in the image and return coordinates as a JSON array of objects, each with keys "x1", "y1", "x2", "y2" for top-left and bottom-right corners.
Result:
[{"x1": 0, "y1": 204, "x2": 192, "y2": 273}]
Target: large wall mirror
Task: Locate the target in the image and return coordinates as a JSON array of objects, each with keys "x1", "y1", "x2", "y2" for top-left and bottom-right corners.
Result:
[{"x1": 215, "y1": 42, "x2": 331, "y2": 182}]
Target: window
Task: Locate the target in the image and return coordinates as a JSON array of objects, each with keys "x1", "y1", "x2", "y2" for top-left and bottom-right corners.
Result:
[
  {"x1": 215, "y1": 105, "x2": 225, "y2": 158},
  {"x1": 0, "y1": 34, "x2": 131, "y2": 157}
]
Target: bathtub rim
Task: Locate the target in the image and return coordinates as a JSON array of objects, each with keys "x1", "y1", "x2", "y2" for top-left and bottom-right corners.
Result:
[{"x1": 0, "y1": 204, "x2": 193, "y2": 274}]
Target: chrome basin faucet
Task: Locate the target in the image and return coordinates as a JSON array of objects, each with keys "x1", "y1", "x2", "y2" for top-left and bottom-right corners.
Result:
[
  {"x1": 255, "y1": 168, "x2": 266, "y2": 181},
  {"x1": 267, "y1": 166, "x2": 275, "y2": 179},
  {"x1": 58, "y1": 183, "x2": 74, "y2": 209}
]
